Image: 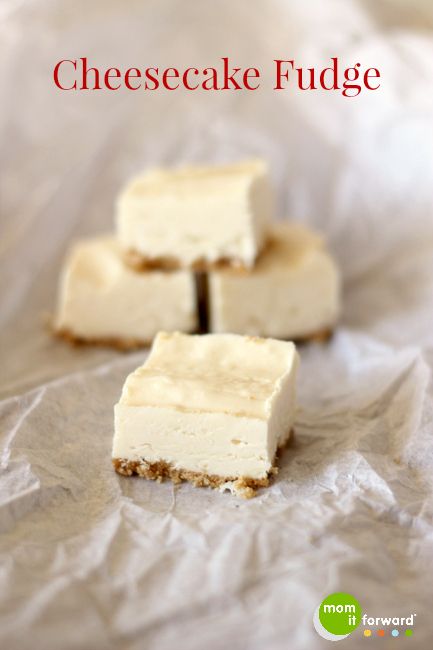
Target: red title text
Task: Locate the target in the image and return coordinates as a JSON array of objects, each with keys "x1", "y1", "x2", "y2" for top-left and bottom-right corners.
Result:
[{"x1": 53, "y1": 57, "x2": 381, "y2": 98}]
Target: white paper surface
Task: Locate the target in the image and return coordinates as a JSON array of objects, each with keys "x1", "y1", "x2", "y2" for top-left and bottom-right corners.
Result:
[{"x1": 1, "y1": 1, "x2": 433, "y2": 649}]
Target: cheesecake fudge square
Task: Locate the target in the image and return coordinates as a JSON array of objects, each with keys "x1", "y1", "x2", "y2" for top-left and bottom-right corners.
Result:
[
  {"x1": 209, "y1": 222, "x2": 341, "y2": 341},
  {"x1": 54, "y1": 236, "x2": 197, "y2": 349},
  {"x1": 117, "y1": 159, "x2": 273, "y2": 271},
  {"x1": 113, "y1": 332, "x2": 299, "y2": 498}
]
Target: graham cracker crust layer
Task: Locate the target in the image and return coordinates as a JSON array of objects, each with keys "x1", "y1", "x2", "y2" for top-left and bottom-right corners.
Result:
[
  {"x1": 123, "y1": 248, "x2": 261, "y2": 273},
  {"x1": 54, "y1": 327, "x2": 152, "y2": 351},
  {"x1": 295, "y1": 327, "x2": 333, "y2": 344},
  {"x1": 112, "y1": 458, "x2": 267, "y2": 499},
  {"x1": 54, "y1": 325, "x2": 332, "y2": 351},
  {"x1": 113, "y1": 431, "x2": 293, "y2": 499}
]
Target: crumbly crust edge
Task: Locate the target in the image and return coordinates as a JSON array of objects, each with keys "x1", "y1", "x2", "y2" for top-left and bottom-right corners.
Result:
[
  {"x1": 122, "y1": 246, "x2": 270, "y2": 273},
  {"x1": 112, "y1": 431, "x2": 294, "y2": 499},
  {"x1": 53, "y1": 327, "x2": 153, "y2": 351},
  {"x1": 295, "y1": 327, "x2": 333, "y2": 344},
  {"x1": 53, "y1": 325, "x2": 332, "y2": 351}
]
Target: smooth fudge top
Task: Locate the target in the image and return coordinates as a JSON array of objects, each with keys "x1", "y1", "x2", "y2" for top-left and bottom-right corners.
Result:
[{"x1": 118, "y1": 331, "x2": 298, "y2": 419}]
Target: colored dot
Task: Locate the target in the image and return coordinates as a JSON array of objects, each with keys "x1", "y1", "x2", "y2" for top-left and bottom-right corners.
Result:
[
  {"x1": 364, "y1": 630, "x2": 372, "y2": 637},
  {"x1": 392, "y1": 629, "x2": 399, "y2": 637},
  {"x1": 377, "y1": 630, "x2": 385, "y2": 637},
  {"x1": 405, "y1": 629, "x2": 413, "y2": 637}
]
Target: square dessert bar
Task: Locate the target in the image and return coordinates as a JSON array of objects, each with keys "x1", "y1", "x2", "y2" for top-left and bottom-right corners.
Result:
[
  {"x1": 116, "y1": 159, "x2": 273, "y2": 270},
  {"x1": 209, "y1": 222, "x2": 340, "y2": 341},
  {"x1": 113, "y1": 332, "x2": 299, "y2": 497},
  {"x1": 55, "y1": 237, "x2": 197, "y2": 349}
]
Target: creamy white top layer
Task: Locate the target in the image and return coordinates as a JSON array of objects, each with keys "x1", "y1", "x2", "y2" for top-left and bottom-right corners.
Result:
[
  {"x1": 55, "y1": 236, "x2": 196, "y2": 340},
  {"x1": 118, "y1": 331, "x2": 297, "y2": 420},
  {"x1": 116, "y1": 159, "x2": 272, "y2": 267}
]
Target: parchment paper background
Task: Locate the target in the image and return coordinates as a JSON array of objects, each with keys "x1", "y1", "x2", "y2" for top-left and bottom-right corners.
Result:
[{"x1": 1, "y1": 1, "x2": 433, "y2": 648}]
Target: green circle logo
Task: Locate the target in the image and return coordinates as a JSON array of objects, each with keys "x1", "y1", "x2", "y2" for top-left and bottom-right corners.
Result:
[{"x1": 314, "y1": 592, "x2": 362, "y2": 641}]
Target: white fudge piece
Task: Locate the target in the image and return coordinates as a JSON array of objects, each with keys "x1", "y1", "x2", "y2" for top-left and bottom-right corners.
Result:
[
  {"x1": 113, "y1": 332, "x2": 299, "y2": 494},
  {"x1": 209, "y1": 222, "x2": 341, "y2": 340},
  {"x1": 116, "y1": 159, "x2": 273, "y2": 269},
  {"x1": 55, "y1": 236, "x2": 197, "y2": 347}
]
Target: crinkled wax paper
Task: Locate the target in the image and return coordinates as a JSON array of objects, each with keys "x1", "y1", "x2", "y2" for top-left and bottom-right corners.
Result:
[{"x1": 1, "y1": 1, "x2": 433, "y2": 649}]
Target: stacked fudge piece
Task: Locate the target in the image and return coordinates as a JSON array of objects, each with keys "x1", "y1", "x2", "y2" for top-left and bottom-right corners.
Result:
[{"x1": 54, "y1": 159, "x2": 340, "y2": 346}]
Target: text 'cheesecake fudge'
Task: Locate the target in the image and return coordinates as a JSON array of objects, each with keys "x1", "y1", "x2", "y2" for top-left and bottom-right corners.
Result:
[
  {"x1": 113, "y1": 331, "x2": 299, "y2": 497},
  {"x1": 55, "y1": 237, "x2": 197, "y2": 348},
  {"x1": 117, "y1": 159, "x2": 273, "y2": 271},
  {"x1": 208, "y1": 222, "x2": 340, "y2": 340}
]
